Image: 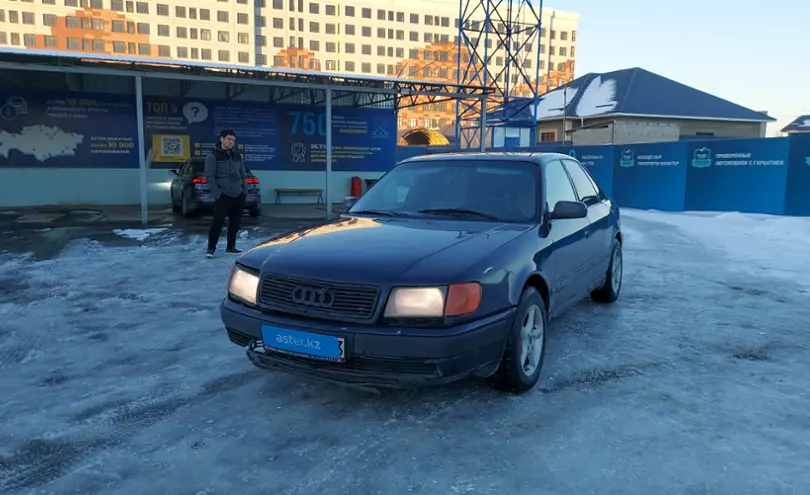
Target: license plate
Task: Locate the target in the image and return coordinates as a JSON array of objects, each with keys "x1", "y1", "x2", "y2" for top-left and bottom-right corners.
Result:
[{"x1": 261, "y1": 325, "x2": 345, "y2": 362}]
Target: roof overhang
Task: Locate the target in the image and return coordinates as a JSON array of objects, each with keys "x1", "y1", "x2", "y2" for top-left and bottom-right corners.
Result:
[
  {"x1": 0, "y1": 48, "x2": 494, "y2": 104},
  {"x1": 535, "y1": 112, "x2": 776, "y2": 124}
]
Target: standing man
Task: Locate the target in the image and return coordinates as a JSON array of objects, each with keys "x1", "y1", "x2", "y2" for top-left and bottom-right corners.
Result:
[{"x1": 205, "y1": 129, "x2": 247, "y2": 258}]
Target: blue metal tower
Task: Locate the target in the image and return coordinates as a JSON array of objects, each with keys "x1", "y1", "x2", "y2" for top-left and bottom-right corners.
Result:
[{"x1": 454, "y1": 0, "x2": 544, "y2": 149}]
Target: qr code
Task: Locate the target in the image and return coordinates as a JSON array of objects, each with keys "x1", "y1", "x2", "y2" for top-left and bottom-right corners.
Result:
[{"x1": 160, "y1": 136, "x2": 184, "y2": 157}]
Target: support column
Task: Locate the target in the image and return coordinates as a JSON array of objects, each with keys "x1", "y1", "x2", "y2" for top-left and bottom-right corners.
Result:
[
  {"x1": 325, "y1": 86, "x2": 332, "y2": 220},
  {"x1": 135, "y1": 75, "x2": 148, "y2": 225},
  {"x1": 479, "y1": 94, "x2": 487, "y2": 152}
]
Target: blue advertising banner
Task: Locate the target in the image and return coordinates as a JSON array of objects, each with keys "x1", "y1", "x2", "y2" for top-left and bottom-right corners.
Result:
[
  {"x1": 0, "y1": 91, "x2": 139, "y2": 168},
  {"x1": 612, "y1": 142, "x2": 689, "y2": 211},
  {"x1": 684, "y1": 137, "x2": 790, "y2": 214},
  {"x1": 784, "y1": 133, "x2": 810, "y2": 216},
  {"x1": 144, "y1": 97, "x2": 397, "y2": 172},
  {"x1": 277, "y1": 105, "x2": 397, "y2": 172},
  {"x1": 143, "y1": 97, "x2": 280, "y2": 170},
  {"x1": 558, "y1": 145, "x2": 614, "y2": 196}
]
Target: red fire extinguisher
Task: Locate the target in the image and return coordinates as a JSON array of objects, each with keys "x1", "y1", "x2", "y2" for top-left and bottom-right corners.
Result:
[{"x1": 350, "y1": 176, "x2": 362, "y2": 197}]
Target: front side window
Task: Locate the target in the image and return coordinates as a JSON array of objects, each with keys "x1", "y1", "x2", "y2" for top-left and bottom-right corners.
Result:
[
  {"x1": 349, "y1": 160, "x2": 539, "y2": 222},
  {"x1": 543, "y1": 160, "x2": 577, "y2": 211},
  {"x1": 562, "y1": 159, "x2": 600, "y2": 204}
]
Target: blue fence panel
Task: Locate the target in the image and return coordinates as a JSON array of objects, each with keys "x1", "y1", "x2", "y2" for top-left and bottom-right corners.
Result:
[
  {"x1": 684, "y1": 137, "x2": 790, "y2": 214},
  {"x1": 612, "y1": 142, "x2": 689, "y2": 211},
  {"x1": 557, "y1": 145, "x2": 615, "y2": 196},
  {"x1": 785, "y1": 133, "x2": 810, "y2": 216},
  {"x1": 144, "y1": 97, "x2": 397, "y2": 171},
  {"x1": 0, "y1": 91, "x2": 139, "y2": 169}
]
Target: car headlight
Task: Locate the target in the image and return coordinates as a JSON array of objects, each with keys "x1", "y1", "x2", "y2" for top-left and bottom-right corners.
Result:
[
  {"x1": 383, "y1": 283, "x2": 482, "y2": 318},
  {"x1": 228, "y1": 266, "x2": 260, "y2": 305}
]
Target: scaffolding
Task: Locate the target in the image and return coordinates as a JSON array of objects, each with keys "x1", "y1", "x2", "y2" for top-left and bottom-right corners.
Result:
[
  {"x1": 454, "y1": 0, "x2": 544, "y2": 149},
  {"x1": 0, "y1": 48, "x2": 493, "y2": 222}
]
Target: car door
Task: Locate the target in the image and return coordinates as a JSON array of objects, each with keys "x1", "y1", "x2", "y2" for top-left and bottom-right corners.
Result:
[
  {"x1": 562, "y1": 159, "x2": 613, "y2": 287},
  {"x1": 543, "y1": 159, "x2": 592, "y2": 315}
]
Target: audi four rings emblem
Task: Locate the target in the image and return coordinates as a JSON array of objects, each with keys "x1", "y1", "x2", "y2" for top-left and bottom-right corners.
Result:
[{"x1": 291, "y1": 285, "x2": 335, "y2": 308}]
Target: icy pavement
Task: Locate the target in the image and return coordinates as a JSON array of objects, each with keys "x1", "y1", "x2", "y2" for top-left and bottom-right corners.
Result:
[{"x1": 1, "y1": 211, "x2": 810, "y2": 495}]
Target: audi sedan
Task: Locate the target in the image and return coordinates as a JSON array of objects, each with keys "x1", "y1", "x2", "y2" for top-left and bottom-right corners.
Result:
[{"x1": 220, "y1": 152, "x2": 623, "y2": 394}]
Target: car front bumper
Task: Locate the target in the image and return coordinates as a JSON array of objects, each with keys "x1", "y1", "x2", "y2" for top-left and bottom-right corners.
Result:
[{"x1": 220, "y1": 297, "x2": 515, "y2": 389}]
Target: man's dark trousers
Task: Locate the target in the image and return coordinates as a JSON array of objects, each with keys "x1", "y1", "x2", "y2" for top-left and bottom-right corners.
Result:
[{"x1": 208, "y1": 193, "x2": 245, "y2": 251}]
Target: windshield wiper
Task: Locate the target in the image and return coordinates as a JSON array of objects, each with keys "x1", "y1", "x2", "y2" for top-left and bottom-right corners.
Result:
[
  {"x1": 417, "y1": 208, "x2": 502, "y2": 221},
  {"x1": 350, "y1": 209, "x2": 408, "y2": 217}
]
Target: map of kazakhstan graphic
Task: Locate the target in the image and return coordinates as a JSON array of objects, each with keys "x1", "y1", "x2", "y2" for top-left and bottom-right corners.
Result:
[{"x1": 0, "y1": 125, "x2": 84, "y2": 162}]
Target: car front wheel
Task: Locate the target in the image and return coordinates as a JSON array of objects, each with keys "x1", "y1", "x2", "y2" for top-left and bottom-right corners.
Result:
[{"x1": 493, "y1": 287, "x2": 547, "y2": 394}]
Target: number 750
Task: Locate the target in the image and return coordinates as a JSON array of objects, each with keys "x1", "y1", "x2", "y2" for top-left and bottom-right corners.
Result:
[{"x1": 287, "y1": 111, "x2": 327, "y2": 137}]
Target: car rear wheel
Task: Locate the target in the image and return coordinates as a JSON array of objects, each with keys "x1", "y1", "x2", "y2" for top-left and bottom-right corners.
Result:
[
  {"x1": 493, "y1": 287, "x2": 547, "y2": 394},
  {"x1": 591, "y1": 241, "x2": 622, "y2": 303},
  {"x1": 181, "y1": 193, "x2": 194, "y2": 218}
]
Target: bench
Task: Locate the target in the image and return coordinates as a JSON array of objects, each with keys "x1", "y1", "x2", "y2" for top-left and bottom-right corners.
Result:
[{"x1": 275, "y1": 188, "x2": 324, "y2": 204}]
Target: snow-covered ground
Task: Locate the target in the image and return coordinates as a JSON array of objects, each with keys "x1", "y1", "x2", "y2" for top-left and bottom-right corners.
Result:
[{"x1": 1, "y1": 211, "x2": 810, "y2": 495}]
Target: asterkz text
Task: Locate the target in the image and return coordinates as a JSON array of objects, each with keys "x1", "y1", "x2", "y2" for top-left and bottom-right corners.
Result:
[{"x1": 276, "y1": 333, "x2": 321, "y2": 350}]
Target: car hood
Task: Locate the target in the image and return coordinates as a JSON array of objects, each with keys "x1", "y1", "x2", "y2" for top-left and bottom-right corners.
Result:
[{"x1": 238, "y1": 215, "x2": 532, "y2": 284}]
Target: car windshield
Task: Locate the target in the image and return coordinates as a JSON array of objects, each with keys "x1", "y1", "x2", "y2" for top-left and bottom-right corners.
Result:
[{"x1": 348, "y1": 159, "x2": 539, "y2": 222}]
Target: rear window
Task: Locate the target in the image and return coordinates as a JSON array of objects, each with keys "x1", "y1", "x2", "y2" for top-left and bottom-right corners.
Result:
[{"x1": 189, "y1": 160, "x2": 206, "y2": 175}]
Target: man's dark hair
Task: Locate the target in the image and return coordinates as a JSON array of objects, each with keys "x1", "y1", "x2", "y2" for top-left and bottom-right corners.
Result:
[{"x1": 220, "y1": 129, "x2": 236, "y2": 138}]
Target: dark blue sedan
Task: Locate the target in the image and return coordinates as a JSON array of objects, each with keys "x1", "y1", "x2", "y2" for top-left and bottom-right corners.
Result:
[{"x1": 220, "y1": 152, "x2": 623, "y2": 393}]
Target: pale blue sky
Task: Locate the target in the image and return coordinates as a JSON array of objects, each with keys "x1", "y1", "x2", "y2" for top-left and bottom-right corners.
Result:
[{"x1": 555, "y1": 0, "x2": 806, "y2": 136}]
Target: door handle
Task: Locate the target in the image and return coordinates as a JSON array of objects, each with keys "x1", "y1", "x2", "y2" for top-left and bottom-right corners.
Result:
[{"x1": 584, "y1": 228, "x2": 591, "y2": 238}]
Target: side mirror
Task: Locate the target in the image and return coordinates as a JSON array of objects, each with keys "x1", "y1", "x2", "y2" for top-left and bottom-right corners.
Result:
[
  {"x1": 550, "y1": 200, "x2": 587, "y2": 220},
  {"x1": 169, "y1": 169, "x2": 178, "y2": 176},
  {"x1": 344, "y1": 196, "x2": 358, "y2": 210}
]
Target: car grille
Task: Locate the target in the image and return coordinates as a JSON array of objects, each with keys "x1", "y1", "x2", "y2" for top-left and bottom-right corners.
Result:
[{"x1": 258, "y1": 273, "x2": 380, "y2": 321}]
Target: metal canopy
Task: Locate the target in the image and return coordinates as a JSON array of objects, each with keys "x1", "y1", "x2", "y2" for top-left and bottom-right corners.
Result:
[
  {"x1": 0, "y1": 48, "x2": 493, "y2": 224},
  {"x1": 0, "y1": 49, "x2": 493, "y2": 106}
]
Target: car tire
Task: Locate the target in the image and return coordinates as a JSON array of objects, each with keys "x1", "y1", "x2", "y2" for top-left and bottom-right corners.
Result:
[
  {"x1": 181, "y1": 193, "x2": 194, "y2": 218},
  {"x1": 493, "y1": 287, "x2": 547, "y2": 394},
  {"x1": 590, "y1": 241, "x2": 622, "y2": 303},
  {"x1": 248, "y1": 206, "x2": 261, "y2": 217}
]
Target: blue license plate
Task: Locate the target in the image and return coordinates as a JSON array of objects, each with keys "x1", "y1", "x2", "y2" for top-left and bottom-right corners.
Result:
[{"x1": 261, "y1": 325, "x2": 346, "y2": 362}]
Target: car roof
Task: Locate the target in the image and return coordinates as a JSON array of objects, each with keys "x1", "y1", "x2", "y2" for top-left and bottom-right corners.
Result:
[{"x1": 398, "y1": 151, "x2": 572, "y2": 166}]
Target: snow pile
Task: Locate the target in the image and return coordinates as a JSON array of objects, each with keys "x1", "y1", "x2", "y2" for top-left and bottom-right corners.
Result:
[
  {"x1": 112, "y1": 228, "x2": 168, "y2": 241},
  {"x1": 622, "y1": 209, "x2": 810, "y2": 288}
]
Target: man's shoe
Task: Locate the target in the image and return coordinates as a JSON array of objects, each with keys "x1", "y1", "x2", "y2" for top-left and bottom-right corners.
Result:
[
  {"x1": 225, "y1": 247, "x2": 242, "y2": 255},
  {"x1": 205, "y1": 248, "x2": 216, "y2": 258}
]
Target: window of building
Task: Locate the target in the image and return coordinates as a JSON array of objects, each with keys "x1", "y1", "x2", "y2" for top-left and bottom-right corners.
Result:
[
  {"x1": 158, "y1": 45, "x2": 170, "y2": 56},
  {"x1": 156, "y1": 3, "x2": 168, "y2": 15},
  {"x1": 175, "y1": 6, "x2": 185, "y2": 17},
  {"x1": 200, "y1": 9, "x2": 210, "y2": 20},
  {"x1": 344, "y1": 60, "x2": 354, "y2": 71},
  {"x1": 238, "y1": 52, "x2": 249, "y2": 63},
  {"x1": 137, "y1": 22, "x2": 149, "y2": 34},
  {"x1": 309, "y1": 21, "x2": 319, "y2": 32},
  {"x1": 218, "y1": 31, "x2": 229, "y2": 42},
  {"x1": 138, "y1": 43, "x2": 150, "y2": 55},
  {"x1": 344, "y1": 42, "x2": 354, "y2": 53},
  {"x1": 325, "y1": 23, "x2": 335, "y2": 34},
  {"x1": 309, "y1": 2, "x2": 318, "y2": 14},
  {"x1": 409, "y1": 13, "x2": 418, "y2": 23},
  {"x1": 135, "y1": 1, "x2": 147, "y2": 13},
  {"x1": 572, "y1": 30, "x2": 576, "y2": 41},
  {"x1": 361, "y1": 7, "x2": 370, "y2": 18},
  {"x1": 272, "y1": 0, "x2": 283, "y2": 9},
  {"x1": 218, "y1": 50, "x2": 230, "y2": 62},
  {"x1": 309, "y1": 39, "x2": 319, "y2": 50},
  {"x1": 237, "y1": 13, "x2": 248, "y2": 24},
  {"x1": 409, "y1": 31, "x2": 418, "y2": 41},
  {"x1": 21, "y1": 12, "x2": 34, "y2": 24},
  {"x1": 176, "y1": 27, "x2": 187, "y2": 38},
  {"x1": 361, "y1": 44, "x2": 370, "y2": 55},
  {"x1": 325, "y1": 60, "x2": 336, "y2": 70},
  {"x1": 272, "y1": 36, "x2": 283, "y2": 47},
  {"x1": 376, "y1": 45, "x2": 384, "y2": 56},
  {"x1": 201, "y1": 48, "x2": 212, "y2": 60},
  {"x1": 157, "y1": 24, "x2": 169, "y2": 36},
  {"x1": 325, "y1": 41, "x2": 335, "y2": 52},
  {"x1": 345, "y1": 24, "x2": 355, "y2": 35},
  {"x1": 217, "y1": 11, "x2": 228, "y2": 22},
  {"x1": 237, "y1": 32, "x2": 249, "y2": 43},
  {"x1": 325, "y1": 4, "x2": 335, "y2": 15},
  {"x1": 344, "y1": 5, "x2": 354, "y2": 16},
  {"x1": 361, "y1": 62, "x2": 371, "y2": 73},
  {"x1": 361, "y1": 26, "x2": 370, "y2": 37}
]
